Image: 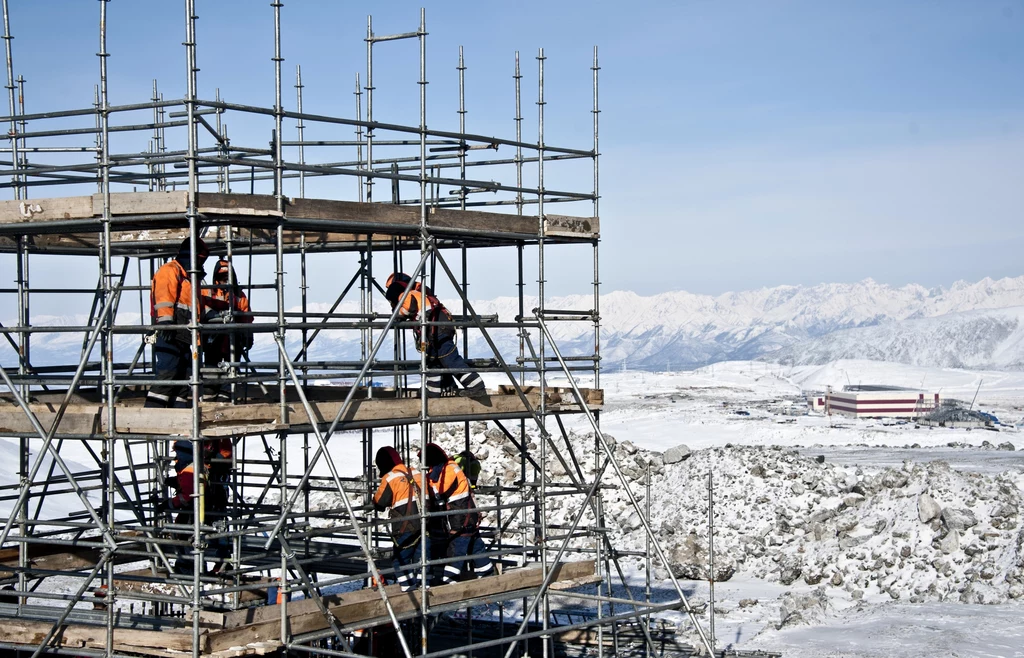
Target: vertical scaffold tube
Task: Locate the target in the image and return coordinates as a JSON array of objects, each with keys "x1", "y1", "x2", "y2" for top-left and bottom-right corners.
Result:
[
  {"x1": 458, "y1": 46, "x2": 469, "y2": 368},
  {"x1": 183, "y1": 1, "x2": 204, "y2": 654},
  {"x1": 365, "y1": 16, "x2": 374, "y2": 203},
  {"x1": 271, "y1": 0, "x2": 290, "y2": 644},
  {"x1": 296, "y1": 65, "x2": 308, "y2": 391},
  {"x1": 512, "y1": 56, "x2": 528, "y2": 634},
  {"x1": 11, "y1": 13, "x2": 26, "y2": 605},
  {"x1": 150, "y1": 80, "x2": 161, "y2": 191},
  {"x1": 592, "y1": 46, "x2": 601, "y2": 390},
  {"x1": 536, "y1": 46, "x2": 549, "y2": 658},
  {"x1": 355, "y1": 73, "x2": 364, "y2": 202},
  {"x1": 97, "y1": 2, "x2": 117, "y2": 653},
  {"x1": 3, "y1": 0, "x2": 21, "y2": 200},
  {"x1": 417, "y1": 9, "x2": 430, "y2": 655}
]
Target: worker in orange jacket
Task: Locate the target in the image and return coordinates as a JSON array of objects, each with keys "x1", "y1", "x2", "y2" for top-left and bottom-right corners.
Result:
[
  {"x1": 422, "y1": 443, "x2": 493, "y2": 584},
  {"x1": 372, "y1": 446, "x2": 430, "y2": 592},
  {"x1": 145, "y1": 237, "x2": 209, "y2": 408},
  {"x1": 156, "y1": 438, "x2": 232, "y2": 574},
  {"x1": 201, "y1": 258, "x2": 254, "y2": 401},
  {"x1": 384, "y1": 273, "x2": 485, "y2": 399}
]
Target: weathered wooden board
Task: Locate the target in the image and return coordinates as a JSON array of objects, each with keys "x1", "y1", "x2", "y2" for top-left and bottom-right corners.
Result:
[
  {"x1": 205, "y1": 561, "x2": 595, "y2": 652},
  {"x1": 0, "y1": 387, "x2": 601, "y2": 436},
  {"x1": 0, "y1": 192, "x2": 597, "y2": 239},
  {"x1": 0, "y1": 618, "x2": 195, "y2": 652},
  {"x1": 0, "y1": 196, "x2": 95, "y2": 224},
  {"x1": 545, "y1": 213, "x2": 599, "y2": 238},
  {"x1": 0, "y1": 541, "x2": 146, "y2": 578}
]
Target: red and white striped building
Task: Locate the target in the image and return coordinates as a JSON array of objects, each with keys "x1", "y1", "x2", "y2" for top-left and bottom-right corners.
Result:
[{"x1": 814, "y1": 386, "x2": 940, "y2": 419}]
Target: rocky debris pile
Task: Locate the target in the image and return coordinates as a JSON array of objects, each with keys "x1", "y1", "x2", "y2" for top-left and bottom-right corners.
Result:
[
  {"x1": 430, "y1": 423, "x2": 1024, "y2": 608},
  {"x1": 777, "y1": 588, "x2": 830, "y2": 628},
  {"x1": 628, "y1": 445, "x2": 1024, "y2": 608},
  {"x1": 311, "y1": 421, "x2": 1024, "y2": 613}
]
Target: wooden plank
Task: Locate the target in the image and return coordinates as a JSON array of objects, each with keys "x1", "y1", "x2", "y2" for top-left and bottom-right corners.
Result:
[
  {"x1": 0, "y1": 196, "x2": 94, "y2": 225},
  {"x1": 0, "y1": 388, "x2": 601, "y2": 437},
  {"x1": 1, "y1": 192, "x2": 597, "y2": 242},
  {"x1": 207, "y1": 561, "x2": 595, "y2": 651},
  {"x1": 0, "y1": 618, "x2": 196, "y2": 652},
  {"x1": 0, "y1": 542, "x2": 147, "y2": 578},
  {"x1": 198, "y1": 193, "x2": 281, "y2": 217},
  {"x1": 548, "y1": 574, "x2": 604, "y2": 591},
  {"x1": 101, "y1": 191, "x2": 188, "y2": 216},
  {"x1": 498, "y1": 385, "x2": 602, "y2": 406},
  {"x1": 288, "y1": 197, "x2": 545, "y2": 237},
  {"x1": 545, "y1": 213, "x2": 599, "y2": 238}
]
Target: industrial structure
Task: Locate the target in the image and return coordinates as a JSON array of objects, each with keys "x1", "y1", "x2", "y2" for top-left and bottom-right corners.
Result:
[
  {"x1": 0, "y1": 3, "x2": 749, "y2": 658},
  {"x1": 810, "y1": 386, "x2": 940, "y2": 419}
]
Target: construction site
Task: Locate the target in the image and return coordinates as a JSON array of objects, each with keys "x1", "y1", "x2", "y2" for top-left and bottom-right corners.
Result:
[{"x1": 0, "y1": 3, "x2": 790, "y2": 658}]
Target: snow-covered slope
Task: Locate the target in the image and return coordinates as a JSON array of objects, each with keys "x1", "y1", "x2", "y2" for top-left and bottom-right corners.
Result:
[
  {"x1": 767, "y1": 306, "x2": 1024, "y2": 370},
  {"x1": 6, "y1": 275, "x2": 1024, "y2": 370}
]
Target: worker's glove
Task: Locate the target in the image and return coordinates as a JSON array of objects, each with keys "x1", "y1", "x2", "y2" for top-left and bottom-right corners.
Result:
[{"x1": 145, "y1": 332, "x2": 158, "y2": 346}]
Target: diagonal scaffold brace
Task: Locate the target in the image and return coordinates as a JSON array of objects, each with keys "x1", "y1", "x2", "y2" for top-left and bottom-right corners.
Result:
[{"x1": 535, "y1": 311, "x2": 716, "y2": 656}]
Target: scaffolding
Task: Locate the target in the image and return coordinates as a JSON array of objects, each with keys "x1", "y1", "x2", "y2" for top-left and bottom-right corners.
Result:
[{"x1": 0, "y1": 3, "x2": 732, "y2": 658}]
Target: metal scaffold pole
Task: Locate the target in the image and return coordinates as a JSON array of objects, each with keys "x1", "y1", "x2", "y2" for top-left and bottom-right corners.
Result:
[
  {"x1": 592, "y1": 46, "x2": 601, "y2": 391},
  {"x1": 97, "y1": 2, "x2": 117, "y2": 653},
  {"x1": 184, "y1": 1, "x2": 205, "y2": 654},
  {"x1": 417, "y1": 9, "x2": 430, "y2": 654},
  {"x1": 536, "y1": 46, "x2": 550, "y2": 658}
]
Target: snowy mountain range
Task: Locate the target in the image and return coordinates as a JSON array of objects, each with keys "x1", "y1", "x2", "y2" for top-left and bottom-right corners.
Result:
[
  {"x1": 467, "y1": 275, "x2": 1024, "y2": 370},
  {"x1": 5, "y1": 275, "x2": 1024, "y2": 371},
  {"x1": 765, "y1": 305, "x2": 1024, "y2": 371}
]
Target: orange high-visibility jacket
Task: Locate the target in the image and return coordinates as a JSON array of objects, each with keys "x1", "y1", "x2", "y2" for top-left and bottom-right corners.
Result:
[
  {"x1": 202, "y1": 287, "x2": 253, "y2": 323},
  {"x1": 151, "y1": 259, "x2": 201, "y2": 326},
  {"x1": 395, "y1": 286, "x2": 455, "y2": 348},
  {"x1": 373, "y1": 464, "x2": 424, "y2": 539},
  {"x1": 428, "y1": 458, "x2": 478, "y2": 533}
]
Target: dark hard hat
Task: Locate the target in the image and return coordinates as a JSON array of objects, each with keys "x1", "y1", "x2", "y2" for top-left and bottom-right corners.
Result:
[
  {"x1": 422, "y1": 442, "x2": 448, "y2": 468},
  {"x1": 375, "y1": 446, "x2": 403, "y2": 474},
  {"x1": 178, "y1": 237, "x2": 210, "y2": 258}
]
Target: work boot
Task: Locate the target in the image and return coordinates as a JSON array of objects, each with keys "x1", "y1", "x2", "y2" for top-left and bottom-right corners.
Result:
[{"x1": 458, "y1": 385, "x2": 487, "y2": 399}]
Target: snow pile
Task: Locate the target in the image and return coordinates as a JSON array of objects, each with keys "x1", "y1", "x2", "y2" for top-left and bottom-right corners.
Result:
[{"x1": 635, "y1": 446, "x2": 1024, "y2": 608}]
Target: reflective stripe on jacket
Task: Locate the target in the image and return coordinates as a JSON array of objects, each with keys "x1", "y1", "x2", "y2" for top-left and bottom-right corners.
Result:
[
  {"x1": 428, "y1": 459, "x2": 478, "y2": 533},
  {"x1": 151, "y1": 259, "x2": 198, "y2": 325}
]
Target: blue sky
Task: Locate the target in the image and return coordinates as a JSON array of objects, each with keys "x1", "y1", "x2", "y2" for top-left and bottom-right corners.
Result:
[{"x1": 2, "y1": 0, "x2": 1023, "y2": 309}]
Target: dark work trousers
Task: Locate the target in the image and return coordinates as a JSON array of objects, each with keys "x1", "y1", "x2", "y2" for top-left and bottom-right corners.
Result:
[
  {"x1": 145, "y1": 334, "x2": 190, "y2": 408},
  {"x1": 444, "y1": 532, "x2": 493, "y2": 583},
  {"x1": 169, "y1": 496, "x2": 231, "y2": 574},
  {"x1": 424, "y1": 338, "x2": 484, "y2": 398},
  {"x1": 392, "y1": 532, "x2": 431, "y2": 592}
]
